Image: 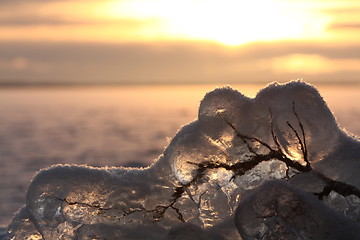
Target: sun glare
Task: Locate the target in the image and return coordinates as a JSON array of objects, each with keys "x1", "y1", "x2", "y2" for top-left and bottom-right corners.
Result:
[{"x1": 103, "y1": 0, "x2": 329, "y2": 45}]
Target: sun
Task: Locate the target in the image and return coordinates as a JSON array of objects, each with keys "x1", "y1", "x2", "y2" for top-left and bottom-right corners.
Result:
[{"x1": 103, "y1": 0, "x2": 329, "y2": 46}]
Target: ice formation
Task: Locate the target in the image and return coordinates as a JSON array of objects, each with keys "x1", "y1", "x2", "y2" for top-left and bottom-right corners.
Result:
[{"x1": 5, "y1": 81, "x2": 360, "y2": 239}]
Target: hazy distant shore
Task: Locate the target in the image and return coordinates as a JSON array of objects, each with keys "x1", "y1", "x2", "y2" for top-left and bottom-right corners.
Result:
[{"x1": 0, "y1": 80, "x2": 359, "y2": 88}]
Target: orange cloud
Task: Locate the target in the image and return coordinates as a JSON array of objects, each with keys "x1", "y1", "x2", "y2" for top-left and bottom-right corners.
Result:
[{"x1": 269, "y1": 54, "x2": 360, "y2": 74}]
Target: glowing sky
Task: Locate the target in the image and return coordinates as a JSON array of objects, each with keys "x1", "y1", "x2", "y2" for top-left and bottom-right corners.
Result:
[{"x1": 0, "y1": 0, "x2": 359, "y2": 84}]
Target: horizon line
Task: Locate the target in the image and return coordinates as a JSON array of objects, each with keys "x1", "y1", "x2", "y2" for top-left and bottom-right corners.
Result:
[{"x1": 0, "y1": 80, "x2": 359, "y2": 88}]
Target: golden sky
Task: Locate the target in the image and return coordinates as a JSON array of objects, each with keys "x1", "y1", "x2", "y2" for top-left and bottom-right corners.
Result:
[{"x1": 0, "y1": 0, "x2": 360, "y2": 84}]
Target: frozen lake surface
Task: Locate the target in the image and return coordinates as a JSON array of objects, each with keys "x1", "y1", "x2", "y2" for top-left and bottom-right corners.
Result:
[{"x1": 0, "y1": 83, "x2": 359, "y2": 226}]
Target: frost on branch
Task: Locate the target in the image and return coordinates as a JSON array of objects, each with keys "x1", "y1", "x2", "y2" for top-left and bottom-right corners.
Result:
[{"x1": 6, "y1": 81, "x2": 360, "y2": 240}]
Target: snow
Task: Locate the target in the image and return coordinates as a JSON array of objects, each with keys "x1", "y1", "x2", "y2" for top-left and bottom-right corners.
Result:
[{"x1": 4, "y1": 81, "x2": 360, "y2": 239}]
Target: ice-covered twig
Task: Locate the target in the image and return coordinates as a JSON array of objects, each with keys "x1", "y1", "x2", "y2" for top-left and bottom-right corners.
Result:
[{"x1": 185, "y1": 102, "x2": 360, "y2": 202}]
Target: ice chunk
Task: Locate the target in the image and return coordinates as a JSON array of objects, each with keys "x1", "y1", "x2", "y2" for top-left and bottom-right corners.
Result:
[
  {"x1": 167, "y1": 223, "x2": 211, "y2": 240},
  {"x1": 323, "y1": 191, "x2": 360, "y2": 222},
  {"x1": 7, "y1": 81, "x2": 360, "y2": 239},
  {"x1": 235, "y1": 180, "x2": 360, "y2": 240},
  {"x1": 6, "y1": 207, "x2": 42, "y2": 240}
]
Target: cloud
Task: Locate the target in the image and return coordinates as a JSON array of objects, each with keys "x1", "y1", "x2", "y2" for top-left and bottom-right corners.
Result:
[
  {"x1": 0, "y1": 0, "x2": 84, "y2": 5},
  {"x1": 1, "y1": 0, "x2": 358, "y2": 47},
  {"x1": 0, "y1": 16, "x2": 158, "y2": 27},
  {"x1": 0, "y1": 57, "x2": 29, "y2": 70},
  {"x1": 0, "y1": 0, "x2": 159, "y2": 27},
  {"x1": 0, "y1": 17, "x2": 82, "y2": 26},
  {"x1": 322, "y1": 7, "x2": 360, "y2": 14},
  {"x1": 269, "y1": 54, "x2": 360, "y2": 74},
  {"x1": 0, "y1": 0, "x2": 163, "y2": 43},
  {"x1": 328, "y1": 23, "x2": 360, "y2": 30},
  {"x1": 238, "y1": 41, "x2": 360, "y2": 60},
  {"x1": 0, "y1": 41, "x2": 359, "y2": 84},
  {"x1": 321, "y1": 6, "x2": 360, "y2": 31}
]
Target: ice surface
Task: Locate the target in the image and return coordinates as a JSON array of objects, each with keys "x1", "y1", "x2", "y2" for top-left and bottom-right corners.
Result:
[
  {"x1": 235, "y1": 180, "x2": 360, "y2": 240},
  {"x1": 5, "y1": 81, "x2": 360, "y2": 239}
]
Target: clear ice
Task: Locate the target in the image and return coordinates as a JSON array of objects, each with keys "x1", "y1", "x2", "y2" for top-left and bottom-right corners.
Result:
[{"x1": 5, "y1": 81, "x2": 360, "y2": 239}]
